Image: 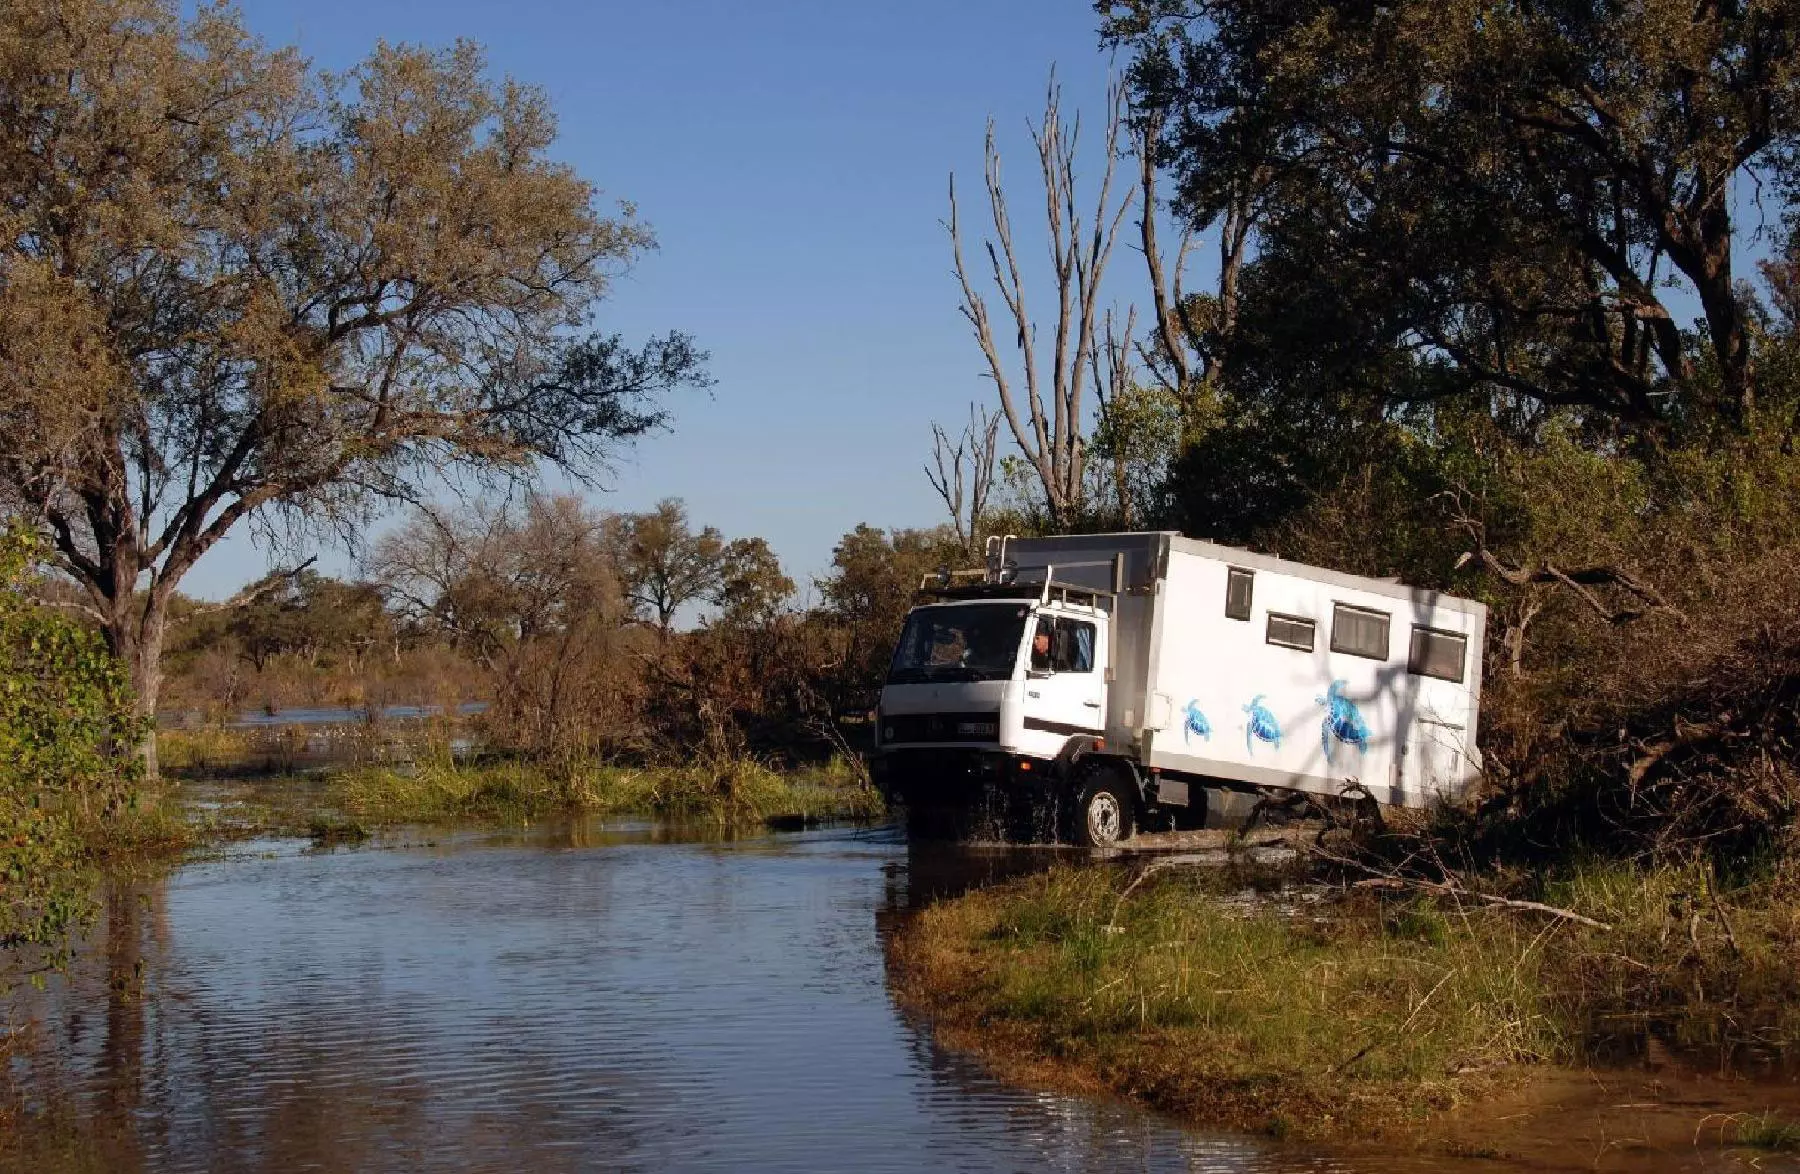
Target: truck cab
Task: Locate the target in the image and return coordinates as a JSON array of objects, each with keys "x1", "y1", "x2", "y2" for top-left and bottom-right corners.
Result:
[{"x1": 869, "y1": 564, "x2": 1131, "y2": 846}]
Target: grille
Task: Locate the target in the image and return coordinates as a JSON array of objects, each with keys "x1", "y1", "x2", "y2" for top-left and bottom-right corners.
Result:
[{"x1": 880, "y1": 711, "x2": 1002, "y2": 744}]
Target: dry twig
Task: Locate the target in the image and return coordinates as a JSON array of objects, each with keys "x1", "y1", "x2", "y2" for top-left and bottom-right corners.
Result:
[{"x1": 1310, "y1": 846, "x2": 1614, "y2": 930}]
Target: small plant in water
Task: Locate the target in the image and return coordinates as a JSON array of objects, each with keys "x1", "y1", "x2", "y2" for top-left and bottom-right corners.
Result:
[{"x1": 1728, "y1": 1111, "x2": 1800, "y2": 1151}]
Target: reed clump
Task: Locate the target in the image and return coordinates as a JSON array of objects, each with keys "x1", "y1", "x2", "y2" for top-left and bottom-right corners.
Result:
[
  {"x1": 890, "y1": 855, "x2": 1800, "y2": 1141},
  {"x1": 1730, "y1": 1110, "x2": 1800, "y2": 1152},
  {"x1": 323, "y1": 750, "x2": 883, "y2": 828}
]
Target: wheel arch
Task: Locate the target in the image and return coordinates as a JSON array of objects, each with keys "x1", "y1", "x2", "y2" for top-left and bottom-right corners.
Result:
[{"x1": 1057, "y1": 740, "x2": 1146, "y2": 810}]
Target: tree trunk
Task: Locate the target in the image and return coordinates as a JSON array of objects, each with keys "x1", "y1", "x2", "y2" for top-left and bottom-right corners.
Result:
[{"x1": 104, "y1": 592, "x2": 169, "y2": 782}]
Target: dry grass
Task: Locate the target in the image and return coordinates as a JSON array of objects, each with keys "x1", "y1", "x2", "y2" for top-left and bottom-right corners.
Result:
[{"x1": 891, "y1": 856, "x2": 1800, "y2": 1141}]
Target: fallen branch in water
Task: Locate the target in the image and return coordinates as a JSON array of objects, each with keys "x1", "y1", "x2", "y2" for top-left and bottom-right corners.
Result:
[{"x1": 1310, "y1": 847, "x2": 1614, "y2": 931}]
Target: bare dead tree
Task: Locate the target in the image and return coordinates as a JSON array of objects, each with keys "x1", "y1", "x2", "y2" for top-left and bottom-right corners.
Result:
[
  {"x1": 947, "y1": 73, "x2": 1135, "y2": 528},
  {"x1": 925, "y1": 403, "x2": 1001, "y2": 555},
  {"x1": 1090, "y1": 306, "x2": 1140, "y2": 528}
]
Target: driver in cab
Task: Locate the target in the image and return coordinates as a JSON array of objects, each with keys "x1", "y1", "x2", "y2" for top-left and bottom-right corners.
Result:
[{"x1": 1029, "y1": 620, "x2": 1054, "y2": 672}]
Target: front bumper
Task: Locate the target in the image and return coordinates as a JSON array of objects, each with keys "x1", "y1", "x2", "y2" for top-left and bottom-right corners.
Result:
[{"x1": 868, "y1": 746, "x2": 1049, "y2": 804}]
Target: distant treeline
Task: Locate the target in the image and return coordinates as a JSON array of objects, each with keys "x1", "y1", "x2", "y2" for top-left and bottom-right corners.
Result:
[{"x1": 158, "y1": 497, "x2": 980, "y2": 766}]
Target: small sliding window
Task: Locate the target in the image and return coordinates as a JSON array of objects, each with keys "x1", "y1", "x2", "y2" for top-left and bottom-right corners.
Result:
[
  {"x1": 1330, "y1": 603, "x2": 1391, "y2": 660},
  {"x1": 1409, "y1": 626, "x2": 1468, "y2": 683},
  {"x1": 1265, "y1": 613, "x2": 1315, "y2": 652},
  {"x1": 1224, "y1": 568, "x2": 1254, "y2": 621}
]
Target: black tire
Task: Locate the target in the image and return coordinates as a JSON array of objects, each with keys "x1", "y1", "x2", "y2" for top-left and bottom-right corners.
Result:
[{"x1": 1069, "y1": 765, "x2": 1134, "y2": 848}]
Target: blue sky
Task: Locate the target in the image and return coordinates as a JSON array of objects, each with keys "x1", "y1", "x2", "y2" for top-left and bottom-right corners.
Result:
[{"x1": 182, "y1": 1, "x2": 1130, "y2": 602}]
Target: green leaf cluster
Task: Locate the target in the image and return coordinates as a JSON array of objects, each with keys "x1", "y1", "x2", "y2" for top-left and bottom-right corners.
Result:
[{"x1": 0, "y1": 525, "x2": 143, "y2": 973}]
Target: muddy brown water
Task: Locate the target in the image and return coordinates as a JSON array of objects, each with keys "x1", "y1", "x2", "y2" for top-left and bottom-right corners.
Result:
[{"x1": 3, "y1": 819, "x2": 1796, "y2": 1173}]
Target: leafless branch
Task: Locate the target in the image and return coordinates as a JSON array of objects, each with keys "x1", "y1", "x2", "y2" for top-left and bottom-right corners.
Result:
[
  {"x1": 1446, "y1": 497, "x2": 1683, "y2": 624},
  {"x1": 1310, "y1": 846, "x2": 1614, "y2": 930},
  {"x1": 182, "y1": 556, "x2": 319, "y2": 618},
  {"x1": 946, "y1": 71, "x2": 1135, "y2": 526},
  {"x1": 1090, "y1": 305, "x2": 1139, "y2": 527},
  {"x1": 925, "y1": 403, "x2": 1001, "y2": 554},
  {"x1": 27, "y1": 596, "x2": 108, "y2": 625}
]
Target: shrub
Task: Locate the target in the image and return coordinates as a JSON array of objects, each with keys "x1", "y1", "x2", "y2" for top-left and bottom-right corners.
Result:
[{"x1": 0, "y1": 527, "x2": 144, "y2": 976}]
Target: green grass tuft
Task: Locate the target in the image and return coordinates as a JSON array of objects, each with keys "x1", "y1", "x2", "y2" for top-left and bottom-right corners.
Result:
[
  {"x1": 319, "y1": 752, "x2": 884, "y2": 829},
  {"x1": 1732, "y1": 1111, "x2": 1800, "y2": 1151}
]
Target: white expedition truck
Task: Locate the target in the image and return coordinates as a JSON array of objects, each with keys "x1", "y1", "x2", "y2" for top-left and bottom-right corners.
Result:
[{"x1": 869, "y1": 532, "x2": 1487, "y2": 846}]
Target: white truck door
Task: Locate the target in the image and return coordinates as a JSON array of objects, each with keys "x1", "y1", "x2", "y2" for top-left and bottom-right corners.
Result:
[{"x1": 1019, "y1": 613, "x2": 1105, "y2": 756}]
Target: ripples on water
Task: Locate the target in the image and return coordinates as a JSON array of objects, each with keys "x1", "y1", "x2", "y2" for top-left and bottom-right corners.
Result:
[{"x1": 2, "y1": 823, "x2": 1458, "y2": 1172}]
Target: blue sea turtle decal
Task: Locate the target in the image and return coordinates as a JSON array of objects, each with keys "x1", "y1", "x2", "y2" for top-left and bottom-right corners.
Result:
[
  {"x1": 1182, "y1": 700, "x2": 1212, "y2": 744},
  {"x1": 1317, "y1": 679, "x2": 1370, "y2": 760},
  {"x1": 1242, "y1": 695, "x2": 1281, "y2": 754}
]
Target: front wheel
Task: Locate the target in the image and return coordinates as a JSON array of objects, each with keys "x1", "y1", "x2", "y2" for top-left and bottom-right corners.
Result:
[{"x1": 1070, "y1": 767, "x2": 1134, "y2": 848}]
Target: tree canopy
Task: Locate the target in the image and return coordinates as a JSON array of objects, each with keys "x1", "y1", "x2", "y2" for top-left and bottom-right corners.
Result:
[
  {"x1": 1105, "y1": 0, "x2": 1800, "y2": 436},
  {"x1": 0, "y1": 0, "x2": 707, "y2": 765}
]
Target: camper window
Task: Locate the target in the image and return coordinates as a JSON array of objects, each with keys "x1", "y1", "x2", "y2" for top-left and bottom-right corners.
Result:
[
  {"x1": 1225, "y1": 568, "x2": 1254, "y2": 620},
  {"x1": 1266, "y1": 613, "x2": 1315, "y2": 651},
  {"x1": 1331, "y1": 603, "x2": 1390, "y2": 660},
  {"x1": 1408, "y1": 626, "x2": 1467, "y2": 682}
]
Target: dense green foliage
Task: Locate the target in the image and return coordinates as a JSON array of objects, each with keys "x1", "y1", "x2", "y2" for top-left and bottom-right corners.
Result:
[{"x1": 0, "y1": 529, "x2": 142, "y2": 971}]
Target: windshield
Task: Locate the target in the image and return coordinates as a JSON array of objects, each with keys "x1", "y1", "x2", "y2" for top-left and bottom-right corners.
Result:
[{"x1": 887, "y1": 603, "x2": 1030, "y2": 684}]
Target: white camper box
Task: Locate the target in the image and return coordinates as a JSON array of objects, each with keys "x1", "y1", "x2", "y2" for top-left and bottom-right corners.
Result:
[
  {"x1": 870, "y1": 532, "x2": 1486, "y2": 843},
  {"x1": 1003, "y1": 533, "x2": 1486, "y2": 809}
]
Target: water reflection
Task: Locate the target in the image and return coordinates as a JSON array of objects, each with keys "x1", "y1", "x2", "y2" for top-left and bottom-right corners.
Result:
[
  {"x1": 5, "y1": 821, "x2": 1776, "y2": 1173},
  {"x1": 5, "y1": 822, "x2": 1321, "y2": 1172}
]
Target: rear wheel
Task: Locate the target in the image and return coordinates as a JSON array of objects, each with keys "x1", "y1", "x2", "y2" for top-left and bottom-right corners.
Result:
[{"x1": 1070, "y1": 766, "x2": 1134, "y2": 848}]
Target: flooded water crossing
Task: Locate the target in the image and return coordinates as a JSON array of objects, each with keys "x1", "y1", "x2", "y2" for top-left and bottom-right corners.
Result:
[{"x1": 4, "y1": 820, "x2": 1796, "y2": 1172}]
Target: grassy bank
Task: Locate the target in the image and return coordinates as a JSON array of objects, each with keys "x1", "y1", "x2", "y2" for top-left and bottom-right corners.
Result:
[
  {"x1": 890, "y1": 857, "x2": 1800, "y2": 1142},
  {"x1": 312, "y1": 752, "x2": 885, "y2": 831}
]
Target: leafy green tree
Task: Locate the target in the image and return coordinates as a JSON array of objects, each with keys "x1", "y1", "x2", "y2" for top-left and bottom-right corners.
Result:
[
  {"x1": 711, "y1": 537, "x2": 795, "y2": 628},
  {"x1": 1089, "y1": 379, "x2": 1185, "y2": 528},
  {"x1": 0, "y1": 1, "x2": 707, "y2": 774},
  {"x1": 612, "y1": 499, "x2": 727, "y2": 636},
  {"x1": 226, "y1": 571, "x2": 389, "y2": 671},
  {"x1": 1106, "y1": 0, "x2": 1800, "y2": 434},
  {"x1": 819, "y1": 524, "x2": 961, "y2": 694},
  {"x1": 1, "y1": 527, "x2": 142, "y2": 976}
]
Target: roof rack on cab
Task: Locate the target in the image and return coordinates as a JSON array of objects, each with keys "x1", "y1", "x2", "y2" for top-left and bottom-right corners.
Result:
[{"x1": 915, "y1": 559, "x2": 1112, "y2": 609}]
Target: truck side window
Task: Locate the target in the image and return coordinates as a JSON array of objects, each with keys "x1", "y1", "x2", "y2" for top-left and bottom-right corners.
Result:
[
  {"x1": 1033, "y1": 616, "x2": 1095, "y2": 673},
  {"x1": 1055, "y1": 619, "x2": 1095, "y2": 673},
  {"x1": 1266, "y1": 613, "x2": 1315, "y2": 651},
  {"x1": 1408, "y1": 625, "x2": 1467, "y2": 682},
  {"x1": 1029, "y1": 617, "x2": 1054, "y2": 671},
  {"x1": 1225, "y1": 568, "x2": 1254, "y2": 620},
  {"x1": 1330, "y1": 603, "x2": 1390, "y2": 660}
]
